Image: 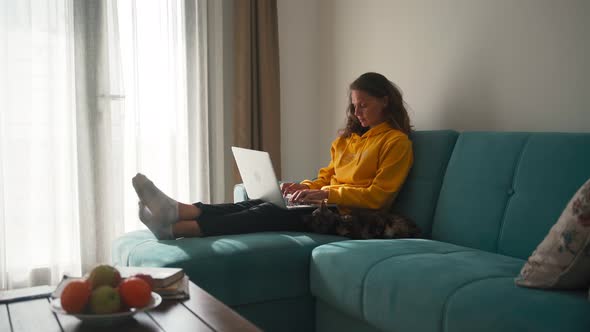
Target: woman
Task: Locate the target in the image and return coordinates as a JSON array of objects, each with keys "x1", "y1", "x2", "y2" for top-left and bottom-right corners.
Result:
[{"x1": 134, "y1": 72, "x2": 413, "y2": 239}]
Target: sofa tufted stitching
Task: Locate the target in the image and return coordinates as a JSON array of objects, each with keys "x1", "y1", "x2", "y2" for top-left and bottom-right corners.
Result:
[
  {"x1": 359, "y1": 249, "x2": 477, "y2": 323},
  {"x1": 321, "y1": 238, "x2": 449, "y2": 250},
  {"x1": 494, "y1": 134, "x2": 531, "y2": 253},
  {"x1": 440, "y1": 276, "x2": 513, "y2": 332}
]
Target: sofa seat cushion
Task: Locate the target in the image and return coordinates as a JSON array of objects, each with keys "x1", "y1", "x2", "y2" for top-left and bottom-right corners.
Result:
[
  {"x1": 444, "y1": 277, "x2": 590, "y2": 332},
  {"x1": 310, "y1": 239, "x2": 527, "y2": 332},
  {"x1": 113, "y1": 230, "x2": 345, "y2": 306}
]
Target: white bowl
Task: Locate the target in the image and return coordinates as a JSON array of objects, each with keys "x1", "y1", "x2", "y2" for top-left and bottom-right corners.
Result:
[{"x1": 49, "y1": 292, "x2": 162, "y2": 325}]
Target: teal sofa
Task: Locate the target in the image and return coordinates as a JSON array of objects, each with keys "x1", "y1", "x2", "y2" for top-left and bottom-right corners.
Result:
[{"x1": 113, "y1": 131, "x2": 590, "y2": 332}]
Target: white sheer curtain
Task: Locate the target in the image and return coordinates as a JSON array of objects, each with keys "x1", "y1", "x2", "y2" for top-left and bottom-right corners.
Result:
[
  {"x1": 0, "y1": 0, "x2": 80, "y2": 289},
  {"x1": 0, "y1": 0, "x2": 210, "y2": 290},
  {"x1": 116, "y1": 0, "x2": 210, "y2": 233}
]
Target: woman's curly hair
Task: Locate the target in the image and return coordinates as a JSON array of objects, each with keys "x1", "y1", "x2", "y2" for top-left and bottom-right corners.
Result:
[{"x1": 340, "y1": 72, "x2": 412, "y2": 138}]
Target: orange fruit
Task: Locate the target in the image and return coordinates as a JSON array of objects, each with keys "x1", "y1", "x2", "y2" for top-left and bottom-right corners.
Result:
[
  {"x1": 133, "y1": 273, "x2": 155, "y2": 289},
  {"x1": 60, "y1": 280, "x2": 91, "y2": 314},
  {"x1": 118, "y1": 277, "x2": 152, "y2": 308}
]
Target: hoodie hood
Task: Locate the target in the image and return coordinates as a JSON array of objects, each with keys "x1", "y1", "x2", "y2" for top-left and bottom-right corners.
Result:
[
  {"x1": 359, "y1": 122, "x2": 394, "y2": 138},
  {"x1": 346, "y1": 122, "x2": 395, "y2": 165}
]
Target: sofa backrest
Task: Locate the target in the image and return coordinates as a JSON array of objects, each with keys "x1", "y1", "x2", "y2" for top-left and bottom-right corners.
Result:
[
  {"x1": 431, "y1": 132, "x2": 590, "y2": 259},
  {"x1": 392, "y1": 130, "x2": 459, "y2": 237}
]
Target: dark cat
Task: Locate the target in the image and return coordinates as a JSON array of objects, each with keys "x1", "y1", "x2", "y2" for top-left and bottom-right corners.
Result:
[
  {"x1": 304, "y1": 200, "x2": 421, "y2": 240},
  {"x1": 303, "y1": 201, "x2": 340, "y2": 235},
  {"x1": 335, "y1": 209, "x2": 421, "y2": 240}
]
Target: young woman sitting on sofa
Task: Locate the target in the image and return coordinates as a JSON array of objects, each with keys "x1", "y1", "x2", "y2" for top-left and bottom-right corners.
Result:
[{"x1": 133, "y1": 72, "x2": 414, "y2": 240}]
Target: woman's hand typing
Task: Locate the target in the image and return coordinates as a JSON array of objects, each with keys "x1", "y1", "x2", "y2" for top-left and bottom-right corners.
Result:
[
  {"x1": 280, "y1": 183, "x2": 310, "y2": 196},
  {"x1": 290, "y1": 189, "x2": 329, "y2": 204}
]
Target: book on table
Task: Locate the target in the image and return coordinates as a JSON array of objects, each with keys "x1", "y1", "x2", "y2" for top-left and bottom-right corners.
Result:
[
  {"x1": 118, "y1": 266, "x2": 189, "y2": 300},
  {"x1": 154, "y1": 275, "x2": 190, "y2": 300},
  {"x1": 117, "y1": 266, "x2": 184, "y2": 289}
]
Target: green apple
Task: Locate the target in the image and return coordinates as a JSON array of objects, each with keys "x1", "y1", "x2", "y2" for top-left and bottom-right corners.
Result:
[
  {"x1": 89, "y1": 285, "x2": 121, "y2": 314},
  {"x1": 88, "y1": 264, "x2": 121, "y2": 289}
]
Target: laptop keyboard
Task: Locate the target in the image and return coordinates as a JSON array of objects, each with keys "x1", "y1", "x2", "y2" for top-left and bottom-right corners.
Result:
[{"x1": 283, "y1": 195, "x2": 308, "y2": 207}]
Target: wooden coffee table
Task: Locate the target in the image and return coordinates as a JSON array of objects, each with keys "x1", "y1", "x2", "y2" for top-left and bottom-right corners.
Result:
[{"x1": 0, "y1": 281, "x2": 261, "y2": 332}]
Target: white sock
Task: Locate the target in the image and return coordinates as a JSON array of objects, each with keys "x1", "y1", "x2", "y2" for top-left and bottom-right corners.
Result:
[
  {"x1": 138, "y1": 201, "x2": 174, "y2": 240},
  {"x1": 132, "y1": 173, "x2": 179, "y2": 227}
]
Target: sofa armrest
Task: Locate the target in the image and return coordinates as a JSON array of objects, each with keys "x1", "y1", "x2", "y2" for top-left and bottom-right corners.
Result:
[{"x1": 233, "y1": 183, "x2": 249, "y2": 203}]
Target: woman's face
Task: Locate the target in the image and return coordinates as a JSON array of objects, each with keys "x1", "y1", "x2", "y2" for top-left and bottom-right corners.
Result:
[{"x1": 350, "y1": 90, "x2": 388, "y2": 128}]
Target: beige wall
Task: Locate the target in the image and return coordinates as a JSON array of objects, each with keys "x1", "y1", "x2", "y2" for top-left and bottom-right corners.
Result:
[
  {"x1": 278, "y1": 0, "x2": 323, "y2": 182},
  {"x1": 278, "y1": 0, "x2": 590, "y2": 177}
]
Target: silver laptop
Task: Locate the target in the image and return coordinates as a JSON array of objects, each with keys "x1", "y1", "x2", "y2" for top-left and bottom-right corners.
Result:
[{"x1": 232, "y1": 146, "x2": 332, "y2": 210}]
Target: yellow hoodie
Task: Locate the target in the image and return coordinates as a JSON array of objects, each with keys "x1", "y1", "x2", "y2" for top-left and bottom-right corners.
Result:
[{"x1": 301, "y1": 122, "x2": 413, "y2": 210}]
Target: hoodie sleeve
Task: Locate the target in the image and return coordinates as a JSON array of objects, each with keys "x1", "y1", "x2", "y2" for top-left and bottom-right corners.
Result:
[
  {"x1": 300, "y1": 141, "x2": 337, "y2": 189},
  {"x1": 325, "y1": 136, "x2": 413, "y2": 209}
]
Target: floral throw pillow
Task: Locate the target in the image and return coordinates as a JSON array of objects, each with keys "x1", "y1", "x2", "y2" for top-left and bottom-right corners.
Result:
[{"x1": 515, "y1": 178, "x2": 590, "y2": 289}]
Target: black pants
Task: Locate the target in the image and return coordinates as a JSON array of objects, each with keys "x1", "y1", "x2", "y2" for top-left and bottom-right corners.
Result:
[{"x1": 193, "y1": 200, "x2": 315, "y2": 237}]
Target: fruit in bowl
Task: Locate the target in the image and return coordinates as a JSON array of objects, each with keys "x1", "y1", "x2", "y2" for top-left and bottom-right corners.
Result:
[
  {"x1": 119, "y1": 277, "x2": 152, "y2": 308},
  {"x1": 60, "y1": 279, "x2": 91, "y2": 314},
  {"x1": 87, "y1": 264, "x2": 121, "y2": 289},
  {"x1": 58, "y1": 264, "x2": 154, "y2": 315},
  {"x1": 133, "y1": 273, "x2": 155, "y2": 289},
  {"x1": 89, "y1": 285, "x2": 122, "y2": 314}
]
